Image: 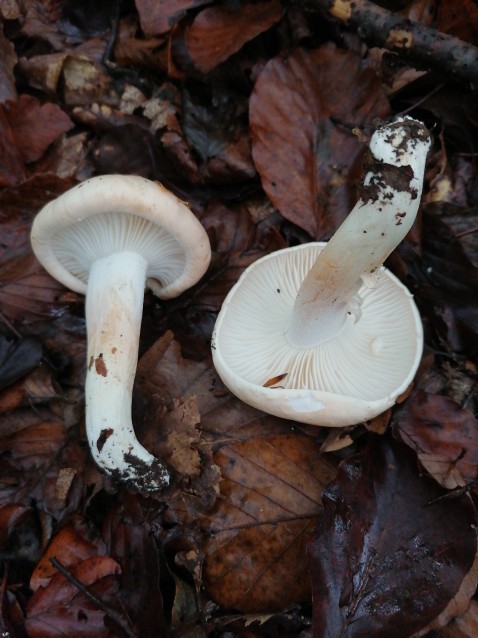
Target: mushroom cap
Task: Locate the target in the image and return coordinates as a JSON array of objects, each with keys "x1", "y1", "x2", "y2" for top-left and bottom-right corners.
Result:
[
  {"x1": 31, "y1": 175, "x2": 211, "y2": 299},
  {"x1": 212, "y1": 243, "x2": 423, "y2": 427}
]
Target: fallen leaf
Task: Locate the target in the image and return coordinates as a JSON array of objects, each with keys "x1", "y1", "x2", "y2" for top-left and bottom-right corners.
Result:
[
  {"x1": 250, "y1": 43, "x2": 390, "y2": 239},
  {"x1": 135, "y1": 0, "x2": 210, "y2": 35},
  {"x1": 26, "y1": 556, "x2": 121, "y2": 638},
  {"x1": 0, "y1": 104, "x2": 26, "y2": 186},
  {"x1": 185, "y1": 0, "x2": 284, "y2": 73},
  {"x1": 0, "y1": 503, "x2": 41, "y2": 564},
  {"x1": 0, "y1": 335, "x2": 42, "y2": 390},
  {"x1": 0, "y1": 22, "x2": 17, "y2": 102},
  {"x1": 436, "y1": 0, "x2": 478, "y2": 43},
  {"x1": 0, "y1": 174, "x2": 77, "y2": 322},
  {"x1": 308, "y1": 435, "x2": 478, "y2": 638},
  {"x1": 201, "y1": 434, "x2": 337, "y2": 612},
  {"x1": 30, "y1": 524, "x2": 106, "y2": 591},
  {"x1": 392, "y1": 390, "x2": 478, "y2": 489},
  {"x1": 101, "y1": 493, "x2": 168, "y2": 637},
  {"x1": 5, "y1": 95, "x2": 73, "y2": 163},
  {"x1": 195, "y1": 200, "x2": 285, "y2": 314}
]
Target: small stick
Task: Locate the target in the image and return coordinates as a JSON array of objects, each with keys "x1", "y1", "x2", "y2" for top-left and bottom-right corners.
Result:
[{"x1": 50, "y1": 556, "x2": 137, "y2": 638}]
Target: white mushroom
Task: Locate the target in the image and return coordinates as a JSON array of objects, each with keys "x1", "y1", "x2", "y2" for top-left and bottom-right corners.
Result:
[
  {"x1": 212, "y1": 117, "x2": 431, "y2": 427},
  {"x1": 31, "y1": 175, "x2": 211, "y2": 491}
]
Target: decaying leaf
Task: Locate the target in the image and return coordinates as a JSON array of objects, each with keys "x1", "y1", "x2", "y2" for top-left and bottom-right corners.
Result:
[
  {"x1": 201, "y1": 434, "x2": 337, "y2": 612},
  {"x1": 135, "y1": 0, "x2": 211, "y2": 36},
  {"x1": 184, "y1": 0, "x2": 284, "y2": 73},
  {"x1": 0, "y1": 174, "x2": 77, "y2": 322},
  {"x1": 250, "y1": 43, "x2": 390, "y2": 239},
  {"x1": 308, "y1": 435, "x2": 478, "y2": 638},
  {"x1": 26, "y1": 556, "x2": 122, "y2": 638},
  {"x1": 4, "y1": 95, "x2": 73, "y2": 163},
  {"x1": 392, "y1": 390, "x2": 478, "y2": 489}
]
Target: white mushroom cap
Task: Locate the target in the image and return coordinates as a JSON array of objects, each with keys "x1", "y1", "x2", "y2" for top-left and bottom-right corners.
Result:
[
  {"x1": 212, "y1": 242, "x2": 423, "y2": 427},
  {"x1": 212, "y1": 117, "x2": 430, "y2": 427},
  {"x1": 31, "y1": 174, "x2": 211, "y2": 299}
]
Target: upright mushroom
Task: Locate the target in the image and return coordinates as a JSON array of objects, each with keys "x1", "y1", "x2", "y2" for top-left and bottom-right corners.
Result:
[
  {"x1": 31, "y1": 175, "x2": 211, "y2": 491},
  {"x1": 212, "y1": 117, "x2": 431, "y2": 426}
]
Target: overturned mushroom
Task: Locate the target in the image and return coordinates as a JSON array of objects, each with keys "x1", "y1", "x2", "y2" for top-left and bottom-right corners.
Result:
[
  {"x1": 212, "y1": 117, "x2": 431, "y2": 426},
  {"x1": 31, "y1": 175, "x2": 211, "y2": 491}
]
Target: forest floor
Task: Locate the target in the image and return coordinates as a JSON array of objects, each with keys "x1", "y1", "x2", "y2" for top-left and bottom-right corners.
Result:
[{"x1": 1, "y1": 0, "x2": 478, "y2": 636}]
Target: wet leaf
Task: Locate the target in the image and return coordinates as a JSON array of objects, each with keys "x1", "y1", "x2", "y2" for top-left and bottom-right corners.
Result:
[
  {"x1": 4, "y1": 95, "x2": 73, "y2": 163},
  {"x1": 101, "y1": 494, "x2": 168, "y2": 637},
  {"x1": 0, "y1": 23, "x2": 17, "y2": 102},
  {"x1": 250, "y1": 43, "x2": 390, "y2": 239},
  {"x1": 26, "y1": 556, "x2": 121, "y2": 638},
  {"x1": 0, "y1": 503, "x2": 41, "y2": 569},
  {"x1": 0, "y1": 336, "x2": 43, "y2": 390},
  {"x1": 201, "y1": 434, "x2": 337, "y2": 612},
  {"x1": 195, "y1": 200, "x2": 285, "y2": 314},
  {"x1": 0, "y1": 104, "x2": 26, "y2": 186},
  {"x1": 436, "y1": 0, "x2": 478, "y2": 43},
  {"x1": 185, "y1": 0, "x2": 284, "y2": 73},
  {"x1": 392, "y1": 390, "x2": 478, "y2": 489},
  {"x1": 0, "y1": 174, "x2": 77, "y2": 322},
  {"x1": 409, "y1": 208, "x2": 478, "y2": 355},
  {"x1": 135, "y1": 0, "x2": 210, "y2": 35},
  {"x1": 30, "y1": 524, "x2": 107, "y2": 591},
  {"x1": 0, "y1": 407, "x2": 86, "y2": 522},
  {"x1": 308, "y1": 435, "x2": 477, "y2": 638}
]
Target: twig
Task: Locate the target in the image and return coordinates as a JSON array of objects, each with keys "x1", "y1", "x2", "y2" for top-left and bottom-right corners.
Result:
[
  {"x1": 50, "y1": 557, "x2": 137, "y2": 638},
  {"x1": 456, "y1": 226, "x2": 478, "y2": 238},
  {"x1": 293, "y1": 0, "x2": 478, "y2": 87}
]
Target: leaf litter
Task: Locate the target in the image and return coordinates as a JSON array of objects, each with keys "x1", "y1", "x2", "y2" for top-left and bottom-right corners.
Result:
[{"x1": 0, "y1": 0, "x2": 478, "y2": 636}]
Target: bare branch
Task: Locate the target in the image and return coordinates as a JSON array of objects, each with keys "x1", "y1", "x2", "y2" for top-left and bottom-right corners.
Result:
[{"x1": 294, "y1": 0, "x2": 478, "y2": 87}]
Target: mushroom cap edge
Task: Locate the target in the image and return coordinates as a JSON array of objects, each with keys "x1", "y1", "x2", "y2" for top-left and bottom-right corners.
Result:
[
  {"x1": 31, "y1": 174, "x2": 211, "y2": 299},
  {"x1": 211, "y1": 243, "x2": 423, "y2": 427}
]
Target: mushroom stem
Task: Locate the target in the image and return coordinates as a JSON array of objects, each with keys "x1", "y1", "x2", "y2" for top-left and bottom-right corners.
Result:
[
  {"x1": 287, "y1": 117, "x2": 431, "y2": 348},
  {"x1": 85, "y1": 250, "x2": 169, "y2": 490}
]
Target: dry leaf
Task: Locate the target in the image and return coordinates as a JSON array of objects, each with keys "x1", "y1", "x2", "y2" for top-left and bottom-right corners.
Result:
[
  {"x1": 250, "y1": 43, "x2": 390, "y2": 239},
  {"x1": 201, "y1": 434, "x2": 337, "y2": 612},
  {"x1": 185, "y1": 0, "x2": 284, "y2": 73}
]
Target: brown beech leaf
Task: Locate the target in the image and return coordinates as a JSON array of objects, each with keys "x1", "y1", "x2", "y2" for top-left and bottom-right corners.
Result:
[
  {"x1": 101, "y1": 494, "x2": 168, "y2": 637},
  {"x1": 5, "y1": 95, "x2": 73, "y2": 163},
  {"x1": 0, "y1": 335, "x2": 42, "y2": 390},
  {"x1": 201, "y1": 434, "x2": 337, "y2": 612},
  {"x1": 0, "y1": 502, "x2": 41, "y2": 569},
  {"x1": 0, "y1": 407, "x2": 86, "y2": 522},
  {"x1": 135, "y1": 0, "x2": 210, "y2": 35},
  {"x1": 250, "y1": 43, "x2": 390, "y2": 239},
  {"x1": 184, "y1": 0, "x2": 284, "y2": 73},
  {"x1": 436, "y1": 0, "x2": 478, "y2": 43},
  {"x1": 392, "y1": 390, "x2": 478, "y2": 489},
  {"x1": 397, "y1": 208, "x2": 478, "y2": 357},
  {"x1": 0, "y1": 23, "x2": 17, "y2": 102},
  {"x1": 441, "y1": 599, "x2": 478, "y2": 638},
  {"x1": 25, "y1": 556, "x2": 121, "y2": 638},
  {"x1": 30, "y1": 524, "x2": 107, "y2": 591},
  {"x1": 0, "y1": 104, "x2": 26, "y2": 186},
  {"x1": 0, "y1": 419, "x2": 66, "y2": 469},
  {"x1": 308, "y1": 435, "x2": 478, "y2": 638},
  {"x1": 195, "y1": 200, "x2": 285, "y2": 313},
  {"x1": 135, "y1": 332, "x2": 331, "y2": 529},
  {"x1": 0, "y1": 174, "x2": 77, "y2": 322}
]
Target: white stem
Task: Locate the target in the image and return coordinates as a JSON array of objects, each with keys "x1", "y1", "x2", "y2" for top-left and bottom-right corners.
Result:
[
  {"x1": 85, "y1": 251, "x2": 169, "y2": 491},
  {"x1": 287, "y1": 117, "x2": 431, "y2": 347}
]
